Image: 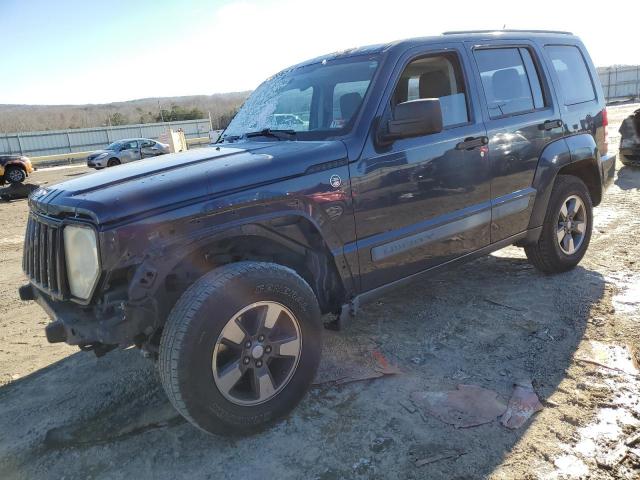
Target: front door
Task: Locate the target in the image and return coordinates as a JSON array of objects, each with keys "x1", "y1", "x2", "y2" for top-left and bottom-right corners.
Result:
[
  {"x1": 351, "y1": 44, "x2": 492, "y2": 292},
  {"x1": 467, "y1": 42, "x2": 564, "y2": 241},
  {"x1": 120, "y1": 140, "x2": 141, "y2": 163}
]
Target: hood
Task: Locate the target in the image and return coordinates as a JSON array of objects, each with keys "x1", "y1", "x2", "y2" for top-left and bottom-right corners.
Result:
[{"x1": 30, "y1": 140, "x2": 347, "y2": 225}]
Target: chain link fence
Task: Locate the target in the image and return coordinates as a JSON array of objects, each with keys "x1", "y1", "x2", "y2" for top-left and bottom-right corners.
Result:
[{"x1": 598, "y1": 65, "x2": 640, "y2": 104}]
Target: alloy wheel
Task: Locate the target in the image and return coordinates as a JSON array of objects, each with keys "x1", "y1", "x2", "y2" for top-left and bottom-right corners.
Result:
[
  {"x1": 7, "y1": 169, "x2": 24, "y2": 183},
  {"x1": 556, "y1": 194, "x2": 587, "y2": 255},
  {"x1": 212, "y1": 301, "x2": 302, "y2": 406}
]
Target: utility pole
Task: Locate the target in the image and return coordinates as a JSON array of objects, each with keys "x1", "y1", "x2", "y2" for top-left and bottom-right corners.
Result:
[{"x1": 158, "y1": 100, "x2": 165, "y2": 123}]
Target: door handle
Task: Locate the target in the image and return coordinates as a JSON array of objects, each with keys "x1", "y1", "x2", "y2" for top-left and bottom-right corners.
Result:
[
  {"x1": 456, "y1": 136, "x2": 488, "y2": 150},
  {"x1": 539, "y1": 119, "x2": 563, "y2": 131}
]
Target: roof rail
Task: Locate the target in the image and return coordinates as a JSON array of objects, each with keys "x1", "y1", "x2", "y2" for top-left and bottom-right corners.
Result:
[{"x1": 442, "y1": 29, "x2": 573, "y2": 35}]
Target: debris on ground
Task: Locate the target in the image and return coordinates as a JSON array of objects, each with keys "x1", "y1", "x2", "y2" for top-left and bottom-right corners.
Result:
[
  {"x1": 411, "y1": 384, "x2": 507, "y2": 428},
  {"x1": 415, "y1": 449, "x2": 464, "y2": 467},
  {"x1": 408, "y1": 443, "x2": 465, "y2": 467},
  {"x1": 500, "y1": 379, "x2": 543, "y2": 429},
  {"x1": 595, "y1": 444, "x2": 628, "y2": 470},
  {"x1": 313, "y1": 334, "x2": 401, "y2": 386}
]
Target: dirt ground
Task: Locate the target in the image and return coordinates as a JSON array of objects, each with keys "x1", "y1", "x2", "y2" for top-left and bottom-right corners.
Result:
[{"x1": 1, "y1": 104, "x2": 639, "y2": 479}]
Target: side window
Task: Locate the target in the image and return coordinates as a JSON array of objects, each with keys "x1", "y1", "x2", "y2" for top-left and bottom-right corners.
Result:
[
  {"x1": 331, "y1": 80, "x2": 370, "y2": 128},
  {"x1": 140, "y1": 140, "x2": 154, "y2": 148},
  {"x1": 474, "y1": 47, "x2": 546, "y2": 119},
  {"x1": 392, "y1": 52, "x2": 469, "y2": 128},
  {"x1": 545, "y1": 45, "x2": 596, "y2": 105}
]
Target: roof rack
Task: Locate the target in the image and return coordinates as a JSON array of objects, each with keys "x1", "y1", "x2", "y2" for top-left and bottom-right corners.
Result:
[{"x1": 442, "y1": 29, "x2": 573, "y2": 35}]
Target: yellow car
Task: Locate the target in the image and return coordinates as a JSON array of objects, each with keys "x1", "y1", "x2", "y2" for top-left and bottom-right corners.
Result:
[{"x1": 0, "y1": 155, "x2": 34, "y2": 184}]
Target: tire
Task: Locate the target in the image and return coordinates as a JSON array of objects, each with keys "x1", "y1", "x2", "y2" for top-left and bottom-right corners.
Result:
[
  {"x1": 158, "y1": 261, "x2": 322, "y2": 435},
  {"x1": 5, "y1": 166, "x2": 26, "y2": 184},
  {"x1": 107, "y1": 158, "x2": 120, "y2": 167},
  {"x1": 525, "y1": 175, "x2": 593, "y2": 274}
]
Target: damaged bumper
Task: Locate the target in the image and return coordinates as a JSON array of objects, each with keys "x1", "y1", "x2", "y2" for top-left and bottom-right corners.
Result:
[{"x1": 19, "y1": 283, "x2": 149, "y2": 352}]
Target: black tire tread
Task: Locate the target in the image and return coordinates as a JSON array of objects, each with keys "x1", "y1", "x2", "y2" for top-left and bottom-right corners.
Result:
[
  {"x1": 525, "y1": 174, "x2": 592, "y2": 274},
  {"x1": 158, "y1": 261, "x2": 317, "y2": 434}
]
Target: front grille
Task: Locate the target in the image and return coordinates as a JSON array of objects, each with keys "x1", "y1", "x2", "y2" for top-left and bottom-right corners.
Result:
[{"x1": 23, "y1": 215, "x2": 66, "y2": 299}]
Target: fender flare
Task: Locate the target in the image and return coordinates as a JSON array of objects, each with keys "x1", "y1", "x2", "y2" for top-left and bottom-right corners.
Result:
[
  {"x1": 124, "y1": 208, "x2": 356, "y2": 310},
  {"x1": 527, "y1": 133, "x2": 602, "y2": 231}
]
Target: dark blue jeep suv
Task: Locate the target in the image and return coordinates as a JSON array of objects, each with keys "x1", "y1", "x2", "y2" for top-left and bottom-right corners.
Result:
[{"x1": 20, "y1": 30, "x2": 615, "y2": 434}]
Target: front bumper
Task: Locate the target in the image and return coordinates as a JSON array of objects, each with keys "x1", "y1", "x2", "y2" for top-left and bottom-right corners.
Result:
[
  {"x1": 87, "y1": 159, "x2": 105, "y2": 168},
  {"x1": 19, "y1": 283, "x2": 138, "y2": 347}
]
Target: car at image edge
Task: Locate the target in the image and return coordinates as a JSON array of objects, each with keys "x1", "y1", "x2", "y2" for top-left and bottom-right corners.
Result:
[
  {"x1": 0, "y1": 154, "x2": 34, "y2": 184},
  {"x1": 20, "y1": 30, "x2": 615, "y2": 435}
]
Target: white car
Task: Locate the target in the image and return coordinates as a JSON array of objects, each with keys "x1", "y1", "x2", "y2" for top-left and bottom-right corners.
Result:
[{"x1": 86, "y1": 138, "x2": 170, "y2": 169}]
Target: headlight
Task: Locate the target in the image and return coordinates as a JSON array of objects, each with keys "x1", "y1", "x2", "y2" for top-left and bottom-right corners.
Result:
[{"x1": 63, "y1": 225, "x2": 100, "y2": 300}]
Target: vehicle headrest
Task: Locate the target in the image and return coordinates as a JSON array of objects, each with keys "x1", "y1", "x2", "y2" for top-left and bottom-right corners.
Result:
[
  {"x1": 419, "y1": 71, "x2": 451, "y2": 98},
  {"x1": 340, "y1": 92, "x2": 363, "y2": 120},
  {"x1": 492, "y1": 68, "x2": 522, "y2": 100}
]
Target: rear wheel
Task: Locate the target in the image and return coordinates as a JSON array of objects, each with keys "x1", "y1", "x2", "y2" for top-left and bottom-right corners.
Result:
[
  {"x1": 5, "y1": 166, "x2": 26, "y2": 184},
  {"x1": 525, "y1": 175, "x2": 593, "y2": 273},
  {"x1": 158, "y1": 261, "x2": 322, "y2": 435},
  {"x1": 107, "y1": 158, "x2": 120, "y2": 167}
]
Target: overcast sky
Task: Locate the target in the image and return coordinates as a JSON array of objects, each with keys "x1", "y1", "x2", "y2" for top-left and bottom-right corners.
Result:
[{"x1": 2, "y1": 0, "x2": 638, "y2": 105}]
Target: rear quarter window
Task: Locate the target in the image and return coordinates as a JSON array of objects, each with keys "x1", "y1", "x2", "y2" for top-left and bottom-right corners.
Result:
[{"x1": 545, "y1": 45, "x2": 596, "y2": 105}]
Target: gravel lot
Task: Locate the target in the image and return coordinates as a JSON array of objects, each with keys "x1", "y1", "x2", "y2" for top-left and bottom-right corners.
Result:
[{"x1": 1, "y1": 104, "x2": 639, "y2": 479}]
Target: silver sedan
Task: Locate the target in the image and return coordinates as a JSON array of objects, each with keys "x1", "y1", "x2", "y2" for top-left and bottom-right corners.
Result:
[{"x1": 86, "y1": 138, "x2": 170, "y2": 169}]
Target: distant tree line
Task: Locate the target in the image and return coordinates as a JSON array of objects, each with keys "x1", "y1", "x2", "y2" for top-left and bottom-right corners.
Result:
[{"x1": 0, "y1": 91, "x2": 250, "y2": 133}]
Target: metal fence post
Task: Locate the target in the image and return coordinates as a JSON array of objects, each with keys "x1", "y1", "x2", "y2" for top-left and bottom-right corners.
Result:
[
  {"x1": 66, "y1": 132, "x2": 72, "y2": 154},
  {"x1": 16, "y1": 135, "x2": 23, "y2": 155}
]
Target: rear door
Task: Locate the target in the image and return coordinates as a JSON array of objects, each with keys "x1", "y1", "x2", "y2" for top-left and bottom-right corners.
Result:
[
  {"x1": 467, "y1": 41, "x2": 564, "y2": 241},
  {"x1": 351, "y1": 43, "x2": 492, "y2": 292},
  {"x1": 140, "y1": 139, "x2": 157, "y2": 158}
]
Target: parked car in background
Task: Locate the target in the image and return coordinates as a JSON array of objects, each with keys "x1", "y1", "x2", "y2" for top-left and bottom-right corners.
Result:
[
  {"x1": 0, "y1": 154, "x2": 34, "y2": 184},
  {"x1": 21, "y1": 30, "x2": 614, "y2": 436},
  {"x1": 86, "y1": 138, "x2": 169, "y2": 169},
  {"x1": 619, "y1": 108, "x2": 640, "y2": 166}
]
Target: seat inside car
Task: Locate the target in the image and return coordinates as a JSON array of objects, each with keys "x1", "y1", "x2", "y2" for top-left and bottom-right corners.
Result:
[{"x1": 340, "y1": 92, "x2": 363, "y2": 122}]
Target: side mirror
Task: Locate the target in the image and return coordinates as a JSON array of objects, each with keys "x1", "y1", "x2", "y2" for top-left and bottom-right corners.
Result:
[{"x1": 379, "y1": 98, "x2": 443, "y2": 145}]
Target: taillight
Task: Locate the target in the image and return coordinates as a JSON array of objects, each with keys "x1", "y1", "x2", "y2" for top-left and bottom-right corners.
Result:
[{"x1": 602, "y1": 108, "x2": 609, "y2": 155}]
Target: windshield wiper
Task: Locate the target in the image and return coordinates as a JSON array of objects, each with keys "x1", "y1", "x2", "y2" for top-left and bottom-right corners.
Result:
[{"x1": 244, "y1": 129, "x2": 297, "y2": 140}]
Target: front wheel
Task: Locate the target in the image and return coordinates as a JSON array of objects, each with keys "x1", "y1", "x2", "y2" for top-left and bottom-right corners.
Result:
[
  {"x1": 525, "y1": 175, "x2": 593, "y2": 273},
  {"x1": 5, "y1": 167, "x2": 26, "y2": 184},
  {"x1": 158, "y1": 262, "x2": 322, "y2": 435}
]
